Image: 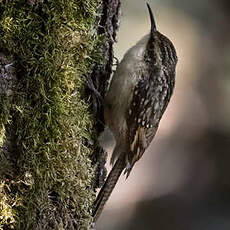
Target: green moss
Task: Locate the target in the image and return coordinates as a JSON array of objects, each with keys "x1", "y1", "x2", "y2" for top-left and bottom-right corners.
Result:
[
  {"x1": 0, "y1": 0, "x2": 102, "y2": 229},
  {"x1": 0, "y1": 96, "x2": 10, "y2": 148},
  {"x1": 0, "y1": 181, "x2": 19, "y2": 229}
]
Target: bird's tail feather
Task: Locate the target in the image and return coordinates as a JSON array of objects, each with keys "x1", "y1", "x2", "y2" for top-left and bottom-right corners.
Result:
[{"x1": 93, "y1": 156, "x2": 125, "y2": 222}]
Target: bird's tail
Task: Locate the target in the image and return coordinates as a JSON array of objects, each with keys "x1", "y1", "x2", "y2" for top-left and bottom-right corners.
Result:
[{"x1": 93, "y1": 156, "x2": 125, "y2": 222}]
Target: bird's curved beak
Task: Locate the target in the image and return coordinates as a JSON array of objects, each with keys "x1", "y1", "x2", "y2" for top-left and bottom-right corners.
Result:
[{"x1": 146, "y1": 3, "x2": 156, "y2": 34}]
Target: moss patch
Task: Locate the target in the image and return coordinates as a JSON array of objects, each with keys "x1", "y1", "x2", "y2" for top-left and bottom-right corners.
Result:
[{"x1": 0, "y1": 0, "x2": 102, "y2": 229}]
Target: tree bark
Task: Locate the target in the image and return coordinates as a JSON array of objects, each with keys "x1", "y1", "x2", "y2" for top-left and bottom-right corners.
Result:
[{"x1": 0, "y1": 0, "x2": 120, "y2": 229}]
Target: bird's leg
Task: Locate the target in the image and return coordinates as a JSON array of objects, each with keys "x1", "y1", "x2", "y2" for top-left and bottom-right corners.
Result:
[
  {"x1": 113, "y1": 56, "x2": 119, "y2": 67},
  {"x1": 84, "y1": 74, "x2": 106, "y2": 130}
]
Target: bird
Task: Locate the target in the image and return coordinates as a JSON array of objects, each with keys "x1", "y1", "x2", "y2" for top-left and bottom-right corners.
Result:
[{"x1": 93, "y1": 3, "x2": 178, "y2": 223}]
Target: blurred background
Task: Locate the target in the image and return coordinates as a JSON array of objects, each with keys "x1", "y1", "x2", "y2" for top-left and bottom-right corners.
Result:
[{"x1": 96, "y1": 0, "x2": 230, "y2": 229}]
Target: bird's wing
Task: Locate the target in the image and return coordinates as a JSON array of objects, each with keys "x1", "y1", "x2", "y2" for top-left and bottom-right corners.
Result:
[{"x1": 125, "y1": 68, "x2": 174, "y2": 177}]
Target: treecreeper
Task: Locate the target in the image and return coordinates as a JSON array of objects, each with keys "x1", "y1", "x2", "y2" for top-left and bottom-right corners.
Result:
[{"x1": 93, "y1": 3, "x2": 178, "y2": 223}]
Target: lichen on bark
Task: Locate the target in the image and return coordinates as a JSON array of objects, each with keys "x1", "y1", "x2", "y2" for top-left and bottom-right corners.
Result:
[{"x1": 0, "y1": 0, "x2": 109, "y2": 229}]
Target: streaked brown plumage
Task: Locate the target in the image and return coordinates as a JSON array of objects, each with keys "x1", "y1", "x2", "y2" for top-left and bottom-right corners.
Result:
[{"x1": 93, "y1": 3, "x2": 178, "y2": 223}]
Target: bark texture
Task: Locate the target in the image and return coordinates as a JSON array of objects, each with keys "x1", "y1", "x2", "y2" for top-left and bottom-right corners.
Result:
[{"x1": 0, "y1": 0, "x2": 120, "y2": 229}]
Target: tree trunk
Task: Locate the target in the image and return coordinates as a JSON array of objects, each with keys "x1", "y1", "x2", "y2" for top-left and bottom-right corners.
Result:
[{"x1": 0, "y1": 0, "x2": 120, "y2": 229}]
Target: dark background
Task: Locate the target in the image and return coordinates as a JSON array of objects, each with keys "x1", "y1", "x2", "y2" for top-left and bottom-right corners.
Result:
[{"x1": 97, "y1": 0, "x2": 230, "y2": 229}]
